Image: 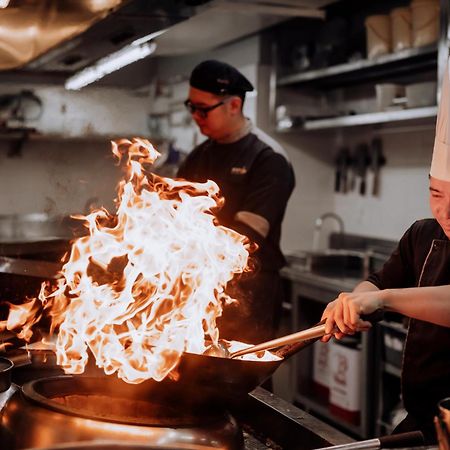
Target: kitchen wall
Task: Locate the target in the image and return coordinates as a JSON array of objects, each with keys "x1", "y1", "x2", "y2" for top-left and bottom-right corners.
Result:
[
  {"x1": 0, "y1": 34, "x2": 436, "y2": 253},
  {"x1": 275, "y1": 124, "x2": 435, "y2": 253},
  {"x1": 0, "y1": 85, "x2": 151, "y2": 216},
  {"x1": 0, "y1": 139, "x2": 121, "y2": 216}
]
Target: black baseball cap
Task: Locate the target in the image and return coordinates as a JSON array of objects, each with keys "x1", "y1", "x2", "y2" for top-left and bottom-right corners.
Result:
[{"x1": 189, "y1": 60, "x2": 254, "y2": 96}]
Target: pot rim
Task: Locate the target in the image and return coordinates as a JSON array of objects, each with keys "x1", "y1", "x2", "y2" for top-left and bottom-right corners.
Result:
[{"x1": 21, "y1": 375, "x2": 227, "y2": 427}]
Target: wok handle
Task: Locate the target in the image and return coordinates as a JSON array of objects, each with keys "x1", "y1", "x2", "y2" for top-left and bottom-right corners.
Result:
[
  {"x1": 276, "y1": 310, "x2": 385, "y2": 360},
  {"x1": 231, "y1": 323, "x2": 327, "y2": 359},
  {"x1": 275, "y1": 320, "x2": 325, "y2": 359}
]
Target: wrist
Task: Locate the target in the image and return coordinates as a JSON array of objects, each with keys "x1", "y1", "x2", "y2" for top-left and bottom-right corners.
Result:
[{"x1": 379, "y1": 289, "x2": 391, "y2": 311}]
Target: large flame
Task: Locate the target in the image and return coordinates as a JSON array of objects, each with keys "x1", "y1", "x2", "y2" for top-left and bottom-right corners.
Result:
[{"x1": 1, "y1": 138, "x2": 279, "y2": 383}]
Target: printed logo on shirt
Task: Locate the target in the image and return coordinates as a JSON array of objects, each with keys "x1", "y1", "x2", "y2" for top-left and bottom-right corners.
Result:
[{"x1": 231, "y1": 167, "x2": 247, "y2": 175}]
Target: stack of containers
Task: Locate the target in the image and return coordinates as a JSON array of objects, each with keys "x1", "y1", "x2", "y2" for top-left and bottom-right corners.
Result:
[
  {"x1": 390, "y1": 7, "x2": 412, "y2": 52},
  {"x1": 365, "y1": 0, "x2": 439, "y2": 59},
  {"x1": 411, "y1": 0, "x2": 440, "y2": 48}
]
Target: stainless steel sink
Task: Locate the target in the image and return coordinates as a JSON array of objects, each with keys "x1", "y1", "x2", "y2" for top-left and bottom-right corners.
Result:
[{"x1": 286, "y1": 249, "x2": 386, "y2": 279}]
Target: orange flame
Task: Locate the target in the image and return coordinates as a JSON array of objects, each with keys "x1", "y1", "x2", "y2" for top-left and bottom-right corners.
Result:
[
  {"x1": 0, "y1": 138, "x2": 280, "y2": 383},
  {"x1": 50, "y1": 138, "x2": 254, "y2": 382}
]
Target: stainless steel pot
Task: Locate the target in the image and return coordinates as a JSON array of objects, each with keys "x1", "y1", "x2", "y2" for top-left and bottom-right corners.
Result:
[{"x1": 1, "y1": 375, "x2": 243, "y2": 450}]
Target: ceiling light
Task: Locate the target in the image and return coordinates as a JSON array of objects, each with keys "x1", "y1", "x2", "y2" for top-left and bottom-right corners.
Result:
[
  {"x1": 0, "y1": 0, "x2": 10, "y2": 8},
  {"x1": 131, "y1": 29, "x2": 167, "y2": 46},
  {"x1": 65, "y1": 40, "x2": 157, "y2": 90}
]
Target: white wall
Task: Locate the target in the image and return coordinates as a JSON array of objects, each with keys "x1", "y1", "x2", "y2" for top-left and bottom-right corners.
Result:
[
  {"x1": 0, "y1": 139, "x2": 121, "y2": 216},
  {"x1": 0, "y1": 83, "x2": 153, "y2": 216},
  {"x1": 1, "y1": 85, "x2": 150, "y2": 138},
  {"x1": 275, "y1": 125, "x2": 434, "y2": 253},
  {"x1": 333, "y1": 127, "x2": 433, "y2": 240}
]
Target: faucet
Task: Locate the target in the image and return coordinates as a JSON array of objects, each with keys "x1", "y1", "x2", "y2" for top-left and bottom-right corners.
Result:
[{"x1": 312, "y1": 212, "x2": 345, "y2": 252}]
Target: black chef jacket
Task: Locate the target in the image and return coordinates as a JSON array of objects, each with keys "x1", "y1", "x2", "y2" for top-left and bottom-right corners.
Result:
[
  {"x1": 177, "y1": 131, "x2": 295, "y2": 271},
  {"x1": 177, "y1": 130, "x2": 295, "y2": 343},
  {"x1": 367, "y1": 218, "x2": 450, "y2": 443}
]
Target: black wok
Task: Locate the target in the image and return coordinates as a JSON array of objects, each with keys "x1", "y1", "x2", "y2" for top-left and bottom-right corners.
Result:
[
  {"x1": 83, "y1": 334, "x2": 321, "y2": 410},
  {"x1": 166, "y1": 312, "x2": 383, "y2": 407},
  {"x1": 5, "y1": 336, "x2": 316, "y2": 409},
  {"x1": 8, "y1": 312, "x2": 383, "y2": 408}
]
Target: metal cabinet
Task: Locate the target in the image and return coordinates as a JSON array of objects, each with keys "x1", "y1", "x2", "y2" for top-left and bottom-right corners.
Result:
[
  {"x1": 373, "y1": 317, "x2": 408, "y2": 436},
  {"x1": 281, "y1": 266, "x2": 376, "y2": 439}
]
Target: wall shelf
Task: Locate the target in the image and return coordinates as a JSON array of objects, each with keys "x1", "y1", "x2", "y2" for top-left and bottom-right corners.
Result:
[
  {"x1": 277, "y1": 45, "x2": 438, "y2": 88},
  {"x1": 276, "y1": 106, "x2": 437, "y2": 132}
]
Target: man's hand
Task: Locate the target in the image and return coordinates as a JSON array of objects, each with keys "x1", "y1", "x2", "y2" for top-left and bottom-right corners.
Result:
[{"x1": 320, "y1": 290, "x2": 384, "y2": 342}]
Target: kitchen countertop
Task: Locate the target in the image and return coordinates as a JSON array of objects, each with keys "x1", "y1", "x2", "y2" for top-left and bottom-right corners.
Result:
[{"x1": 281, "y1": 264, "x2": 362, "y2": 304}]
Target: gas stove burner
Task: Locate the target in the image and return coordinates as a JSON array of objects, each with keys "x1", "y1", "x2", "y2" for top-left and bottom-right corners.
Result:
[{"x1": 0, "y1": 375, "x2": 244, "y2": 450}]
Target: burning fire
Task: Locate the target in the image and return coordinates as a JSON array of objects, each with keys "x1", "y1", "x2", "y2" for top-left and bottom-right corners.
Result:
[{"x1": 0, "y1": 138, "x2": 278, "y2": 384}]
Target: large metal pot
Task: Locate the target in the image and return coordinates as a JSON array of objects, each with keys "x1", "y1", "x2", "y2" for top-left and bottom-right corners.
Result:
[{"x1": 1, "y1": 375, "x2": 243, "y2": 450}]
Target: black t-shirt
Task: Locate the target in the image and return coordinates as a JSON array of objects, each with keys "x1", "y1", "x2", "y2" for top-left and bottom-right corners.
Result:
[{"x1": 177, "y1": 132, "x2": 295, "y2": 271}]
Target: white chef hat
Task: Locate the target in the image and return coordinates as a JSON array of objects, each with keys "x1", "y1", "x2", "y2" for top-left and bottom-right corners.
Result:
[{"x1": 430, "y1": 60, "x2": 450, "y2": 181}]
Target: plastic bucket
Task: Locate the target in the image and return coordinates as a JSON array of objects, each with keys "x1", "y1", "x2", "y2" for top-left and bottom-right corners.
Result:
[
  {"x1": 390, "y1": 7, "x2": 412, "y2": 52},
  {"x1": 411, "y1": 0, "x2": 440, "y2": 48},
  {"x1": 365, "y1": 14, "x2": 391, "y2": 59}
]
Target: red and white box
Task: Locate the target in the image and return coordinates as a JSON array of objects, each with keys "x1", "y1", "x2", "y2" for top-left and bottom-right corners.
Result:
[
  {"x1": 329, "y1": 339, "x2": 362, "y2": 425},
  {"x1": 312, "y1": 341, "x2": 330, "y2": 400}
]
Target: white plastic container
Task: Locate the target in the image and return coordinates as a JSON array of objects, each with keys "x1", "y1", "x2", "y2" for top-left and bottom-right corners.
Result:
[
  {"x1": 375, "y1": 83, "x2": 406, "y2": 111},
  {"x1": 411, "y1": 0, "x2": 440, "y2": 48},
  {"x1": 390, "y1": 7, "x2": 412, "y2": 52},
  {"x1": 405, "y1": 80, "x2": 437, "y2": 108},
  {"x1": 329, "y1": 339, "x2": 362, "y2": 425},
  {"x1": 365, "y1": 14, "x2": 391, "y2": 59},
  {"x1": 312, "y1": 341, "x2": 330, "y2": 400}
]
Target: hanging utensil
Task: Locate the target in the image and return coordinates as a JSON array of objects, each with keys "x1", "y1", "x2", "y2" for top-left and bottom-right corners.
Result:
[
  {"x1": 334, "y1": 147, "x2": 351, "y2": 194},
  {"x1": 354, "y1": 143, "x2": 371, "y2": 196},
  {"x1": 370, "y1": 138, "x2": 386, "y2": 197}
]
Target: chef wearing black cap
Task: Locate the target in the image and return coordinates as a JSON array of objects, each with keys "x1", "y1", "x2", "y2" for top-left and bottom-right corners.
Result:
[{"x1": 178, "y1": 60, "x2": 295, "y2": 344}]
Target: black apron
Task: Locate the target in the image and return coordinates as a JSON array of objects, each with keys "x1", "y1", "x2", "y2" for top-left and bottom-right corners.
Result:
[{"x1": 394, "y1": 238, "x2": 450, "y2": 444}]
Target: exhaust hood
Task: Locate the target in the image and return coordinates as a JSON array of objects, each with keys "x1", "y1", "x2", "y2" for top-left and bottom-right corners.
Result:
[
  {"x1": 0, "y1": 0, "x2": 127, "y2": 70},
  {"x1": 0, "y1": 0, "x2": 336, "y2": 86}
]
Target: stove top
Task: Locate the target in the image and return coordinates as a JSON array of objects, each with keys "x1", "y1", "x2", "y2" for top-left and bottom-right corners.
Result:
[{"x1": 0, "y1": 368, "x2": 352, "y2": 450}]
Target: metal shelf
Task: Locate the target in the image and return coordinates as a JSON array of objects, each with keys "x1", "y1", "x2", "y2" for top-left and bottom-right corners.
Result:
[
  {"x1": 277, "y1": 45, "x2": 438, "y2": 87},
  {"x1": 276, "y1": 106, "x2": 437, "y2": 132},
  {"x1": 383, "y1": 362, "x2": 402, "y2": 378}
]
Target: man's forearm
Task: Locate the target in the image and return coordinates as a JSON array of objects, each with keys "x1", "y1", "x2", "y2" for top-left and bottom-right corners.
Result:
[
  {"x1": 381, "y1": 285, "x2": 450, "y2": 327},
  {"x1": 353, "y1": 280, "x2": 380, "y2": 293}
]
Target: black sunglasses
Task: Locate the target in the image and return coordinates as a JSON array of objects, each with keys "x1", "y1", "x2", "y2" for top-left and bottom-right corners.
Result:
[{"x1": 184, "y1": 99, "x2": 228, "y2": 118}]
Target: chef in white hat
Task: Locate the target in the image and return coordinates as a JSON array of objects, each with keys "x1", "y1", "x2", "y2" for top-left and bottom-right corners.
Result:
[{"x1": 319, "y1": 61, "x2": 450, "y2": 445}]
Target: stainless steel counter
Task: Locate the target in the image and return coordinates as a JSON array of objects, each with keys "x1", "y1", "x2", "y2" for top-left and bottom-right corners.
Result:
[{"x1": 281, "y1": 265, "x2": 361, "y2": 304}]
